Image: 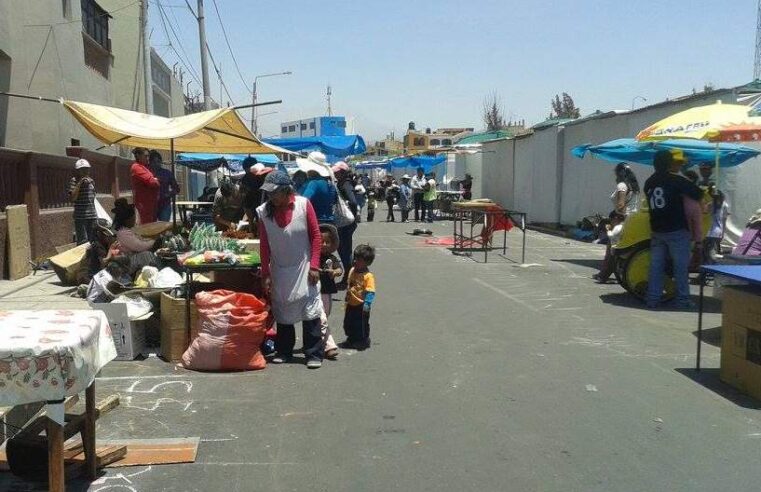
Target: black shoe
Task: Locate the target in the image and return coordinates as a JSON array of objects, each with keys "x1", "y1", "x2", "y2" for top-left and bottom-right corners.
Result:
[{"x1": 338, "y1": 340, "x2": 358, "y2": 349}]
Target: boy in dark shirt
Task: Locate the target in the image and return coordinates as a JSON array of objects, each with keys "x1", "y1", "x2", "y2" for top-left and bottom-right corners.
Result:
[
  {"x1": 644, "y1": 150, "x2": 703, "y2": 309},
  {"x1": 319, "y1": 224, "x2": 343, "y2": 359}
]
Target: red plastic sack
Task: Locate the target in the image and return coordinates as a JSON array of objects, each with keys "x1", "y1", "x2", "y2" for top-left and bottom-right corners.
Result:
[{"x1": 182, "y1": 289, "x2": 270, "y2": 371}]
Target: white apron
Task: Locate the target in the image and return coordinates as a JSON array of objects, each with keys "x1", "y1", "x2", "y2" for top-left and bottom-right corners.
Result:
[{"x1": 257, "y1": 196, "x2": 322, "y2": 325}]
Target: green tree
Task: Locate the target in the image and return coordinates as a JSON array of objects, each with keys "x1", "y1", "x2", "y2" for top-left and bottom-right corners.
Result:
[
  {"x1": 483, "y1": 92, "x2": 507, "y2": 131},
  {"x1": 550, "y1": 93, "x2": 581, "y2": 119}
]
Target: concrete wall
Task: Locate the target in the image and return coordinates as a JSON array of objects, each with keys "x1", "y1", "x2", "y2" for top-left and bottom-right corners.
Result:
[{"x1": 478, "y1": 87, "x2": 761, "y2": 242}]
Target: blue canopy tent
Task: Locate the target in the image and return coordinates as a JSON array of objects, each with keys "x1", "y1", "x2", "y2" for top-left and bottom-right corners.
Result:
[
  {"x1": 354, "y1": 155, "x2": 447, "y2": 173},
  {"x1": 263, "y1": 135, "x2": 366, "y2": 160},
  {"x1": 176, "y1": 153, "x2": 280, "y2": 173},
  {"x1": 571, "y1": 138, "x2": 761, "y2": 167}
]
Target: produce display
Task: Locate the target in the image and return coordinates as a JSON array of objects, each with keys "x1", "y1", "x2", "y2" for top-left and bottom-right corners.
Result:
[
  {"x1": 189, "y1": 223, "x2": 245, "y2": 254},
  {"x1": 178, "y1": 223, "x2": 260, "y2": 267}
]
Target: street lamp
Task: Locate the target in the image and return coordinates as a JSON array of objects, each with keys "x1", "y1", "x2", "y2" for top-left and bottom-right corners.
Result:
[
  {"x1": 631, "y1": 95, "x2": 647, "y2": 110},
  {"x1": 251, "y1": 71, "x2": 293, "y2": 134}
]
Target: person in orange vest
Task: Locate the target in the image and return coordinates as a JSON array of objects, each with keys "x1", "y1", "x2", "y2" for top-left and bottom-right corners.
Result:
[{"x1": 130, "y1": 147, "x2": 159, "y2": 224}]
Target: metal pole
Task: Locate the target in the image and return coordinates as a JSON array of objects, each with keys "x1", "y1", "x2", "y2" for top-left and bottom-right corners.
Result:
[
  {"x1": 197, "y1": 0, "x2": 212, "y2": 110},
  {"x1": 171, "y1": 139, "x2": 176, "y2": 227},
  {"x1": 251, "y1": 80, "x2": 257, "y2": 133},
  {"x1": 696, "y1": 272, "x2": 705, "y2": 371},
  {"x1": 141, "y1": 0, "x2": 153, "y2": 114},
  {"x1": 521, "y1": 213, "x2": 526, "y2": 265}
]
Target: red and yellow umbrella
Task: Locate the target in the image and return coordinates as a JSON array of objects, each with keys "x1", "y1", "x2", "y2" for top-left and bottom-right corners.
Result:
[{"x1": 636, "y1": 102, "x2": 761, "y2": 143}]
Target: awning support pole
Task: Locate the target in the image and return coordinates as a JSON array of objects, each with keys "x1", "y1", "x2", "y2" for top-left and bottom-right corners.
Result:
[{"x1": 171, "y1": 138, "x2": 177, "y2": 228}]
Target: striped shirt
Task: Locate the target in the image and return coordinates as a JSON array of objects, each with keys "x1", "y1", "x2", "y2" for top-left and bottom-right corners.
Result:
[{"x1": 68, "y1": 177, "x2": 97, "y2": 220}]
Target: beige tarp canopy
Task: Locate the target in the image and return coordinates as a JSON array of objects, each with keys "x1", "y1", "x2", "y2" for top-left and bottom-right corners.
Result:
[{"x1": 62, "y1": 100, "x2": 288, "y2": 154}]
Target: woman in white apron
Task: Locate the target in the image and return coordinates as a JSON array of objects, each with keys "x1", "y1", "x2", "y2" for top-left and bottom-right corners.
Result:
[{"x1": 257, "y1": 171, "x2": 325, "y2": 369}]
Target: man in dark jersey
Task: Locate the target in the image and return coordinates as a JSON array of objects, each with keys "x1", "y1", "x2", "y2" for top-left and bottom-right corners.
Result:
[{"x1": 644, "y1": 150, "x2": 703, "y2": 309}]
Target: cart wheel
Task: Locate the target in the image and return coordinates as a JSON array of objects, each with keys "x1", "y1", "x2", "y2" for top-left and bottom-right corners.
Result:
[{"x1": 621, "y1": 243, "x2": 676, "y2": 301}]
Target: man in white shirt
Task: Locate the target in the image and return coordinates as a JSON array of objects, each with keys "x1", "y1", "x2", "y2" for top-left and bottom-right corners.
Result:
[{"x1": 410, "y1": 167, "x2": 426, "y2": 222}]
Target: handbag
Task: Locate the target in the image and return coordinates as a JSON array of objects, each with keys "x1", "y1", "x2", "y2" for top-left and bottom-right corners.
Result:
[{"x1": 335, "y1": 192, "x2": 355, "y2": 227}]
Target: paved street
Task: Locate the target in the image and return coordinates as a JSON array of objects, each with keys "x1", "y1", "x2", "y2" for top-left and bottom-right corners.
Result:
[{"x1": 2, "y1": 217, "x2": 760, "y2": 491}]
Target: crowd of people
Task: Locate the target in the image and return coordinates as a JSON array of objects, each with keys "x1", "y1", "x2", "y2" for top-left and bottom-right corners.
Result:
[{"x1": 593, "y1": 149, "x2": 741, "y2": 309}]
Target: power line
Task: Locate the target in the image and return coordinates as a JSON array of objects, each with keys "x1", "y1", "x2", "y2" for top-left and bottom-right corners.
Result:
[
  {"x1": 154, "y1": 0, "x2": 202, "y2": 87},
  {"x1": 23, "y1": 0, "x2": 140, "y2": 27},
  {"x1": 205, "y1": 41, "x2": 236, "y2": 106},
  {"x1": 210, "y1": 0, "x2": 250, "y2": 93}
]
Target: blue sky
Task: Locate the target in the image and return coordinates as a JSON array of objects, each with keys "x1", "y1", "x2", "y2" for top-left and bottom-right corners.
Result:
[{"x1": 151, "y1": 0, "x2": 758, "y2": 140}]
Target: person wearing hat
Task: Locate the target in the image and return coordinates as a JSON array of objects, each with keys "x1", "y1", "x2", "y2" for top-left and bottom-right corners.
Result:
[
  {"x1": 298, "y1": 152, "x2": 337, "y2": 224},
  {"x1": 733, "y1": 208, "x2": 761, "y2": 256},
  {"x1": 257, "y1": 171, "x2": 325, "y2": 369},
  {"x1": 410, "y1": 167, "x2": 426, "y2": 221},
  {"x1": 68, "y1": 158, "x2": 98, "y2": 244},
  {"x1": 398, "y1": 175, "x2": 412, "y2": 223},
  {"x1": 332, "y1": 161, "x2": 358, "y2": 288},
  {"x1": 130, "y1": 147, "x2": 160, "y2": 224},
  {"x1": 241, "y1": 157, "x2": 273, "y2": 227},
  {"x1": 644, "y1": 150, "x2": 703, "y2": 309}
]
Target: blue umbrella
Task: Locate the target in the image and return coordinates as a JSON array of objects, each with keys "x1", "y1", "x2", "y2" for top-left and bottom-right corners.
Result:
[{"x1": 571, "y1": 138, "x2": 760, "y2": 168}]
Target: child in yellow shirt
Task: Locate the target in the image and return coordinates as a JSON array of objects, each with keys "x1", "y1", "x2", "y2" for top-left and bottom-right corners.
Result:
[{"x1": 341, "y1": 244, "x2": 376, "y2": 350}]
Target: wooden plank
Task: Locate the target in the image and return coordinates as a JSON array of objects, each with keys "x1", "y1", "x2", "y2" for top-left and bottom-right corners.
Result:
[
  {"x1": 6, "y1": 205, "x2": 31, "y2": 280},
  {"x1": 0, "y1": 438, "x2": 198, "y2": 471},
  {"x1": 98, "y1": 438, "x2": 199, "y2": 467}
]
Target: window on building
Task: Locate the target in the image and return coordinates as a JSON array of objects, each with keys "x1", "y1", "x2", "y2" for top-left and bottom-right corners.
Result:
[
  {"x1": 152, "y1": 90, "x2": 170, "y2": 117},
  {"x1": 70, "y1": 138, "x2": 81, "y2": 146},
  {"x1": 81, "y1": 0, "x2": 110, "y2": 51},
  {"x1": 300, "y1": 123, "x2": 307, "y2": 130},
  {"x1": 281, "y1": 126, "x2": 288, "y2": 134},
  {"x1": 337, "y1": 121, "x2": 346, "y2": 128},
  {"x1": 430, "y1": 139, "x2": 440, "y2": 146},
  {"x1": 309, "y1": 122, "x2": 315, "y2": 129},
  {"x1": 288, "y1": 125, "x2": 296, "y2": 132},
  {"x1": 413, "y1": 137, "x2": 425, "y2": 146},
  {"x1": 151, "y1": 57, "x2": 171, "y2": 95},
  {"x1": 442, "y1": 139, "x2": 452, "y2": 146}
]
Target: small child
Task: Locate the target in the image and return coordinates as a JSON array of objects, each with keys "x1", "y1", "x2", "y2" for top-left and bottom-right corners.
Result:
[
  {"x1": 593, "y1": 211, "x2": 624, "y2": 283},
  {"x1": 319, "y1": 224, "x2": 343, "y2": 359},
  {"x1": 341, "y1": 244, "x2": 376, "y2": 350},
  {"x1": 366, "y1": 191, "x2": 377, "y2": 222},
  {"x1": 704, "y1": 189, "x2": 729, "y2": 263}
]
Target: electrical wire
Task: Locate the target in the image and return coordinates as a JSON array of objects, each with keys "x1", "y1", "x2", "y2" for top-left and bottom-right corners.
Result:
[
  {"x1": 23, "y1": 0, "x2": 141, "y2": 27},
  {"x1": 205, "y1": 42, "x2": 236, "y2": 106},
  {"x1": 154, "y1": 0, "x2": 202, "y2": 87},
  {"x1": 210, "y1": 0, "x2": 250, "y2": 93}
]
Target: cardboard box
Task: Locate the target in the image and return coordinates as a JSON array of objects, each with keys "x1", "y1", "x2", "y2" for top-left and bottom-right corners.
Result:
[
  {"x1": 720, "y1": 286, "x2": 761, "y2": 400},
  {"x1": 722, "y1": 286, "x2": 761, "y2": 329},
  {"x1": 90, "y1": 302, "x2": 149, "y2": 361},
  {"x1": 160, "y1": 293, "x2": 199, "y2": 362}
]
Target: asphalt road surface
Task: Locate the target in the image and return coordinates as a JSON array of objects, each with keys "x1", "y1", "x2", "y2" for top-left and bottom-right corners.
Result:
[{"x1": 3, "y1": 216, "x2": 760, "y2": 491}]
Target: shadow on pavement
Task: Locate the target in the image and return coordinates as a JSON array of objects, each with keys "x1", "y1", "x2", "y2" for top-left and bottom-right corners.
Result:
[
  {"x1": 675, "y1": 368, "x2": 761, "y2": 410},
  {"x1": 693, "y1": 326, "x2": 721, "y2": 347},
  {"x1": 553, "y1": 258, "x2": 602, "y2": 269},
  {"x1": 599, "y1": 292, "x2": 722, "y2": 314}
]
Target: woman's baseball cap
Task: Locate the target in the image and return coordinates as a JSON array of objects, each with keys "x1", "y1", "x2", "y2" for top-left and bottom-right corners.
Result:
[{"x1": 260, "y1": 170, "x2": 293, "y2": 192}]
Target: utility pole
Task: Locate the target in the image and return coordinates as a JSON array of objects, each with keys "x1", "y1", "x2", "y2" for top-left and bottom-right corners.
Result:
[
  {"x1": 197, "y1": 0, "x2": 212, "y2": 110},
  {"x1": 326, "y1": 85, "x2": 332, "y2": 116},
  {"x1": 251, "y1": 71, "x2": 293, "y2": 133},
  {"x1": 755, "y1": 0, "x2": 761, "y2": 80},
  {"x1": 140, "y1": 0, "x2": 153, "y2": 114}
]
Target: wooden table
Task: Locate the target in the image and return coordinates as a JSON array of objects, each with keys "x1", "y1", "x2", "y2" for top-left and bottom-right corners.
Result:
[{"x1": 0, "y1": 310, "x2": 117, "y2": 491}]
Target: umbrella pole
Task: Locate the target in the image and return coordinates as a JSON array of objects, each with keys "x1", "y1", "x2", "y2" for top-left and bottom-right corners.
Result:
[
  {"x1": 714, "y1": 141, "x2": 720, "y2": 187},
  {"x1": 171, "y1": 138, "x2": 176, "y2": 228}
]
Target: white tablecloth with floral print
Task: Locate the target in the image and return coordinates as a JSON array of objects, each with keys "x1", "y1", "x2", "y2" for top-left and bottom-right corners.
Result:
[{"x1": 0, "y1": 310, "x2": 116, "y2": 408}]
